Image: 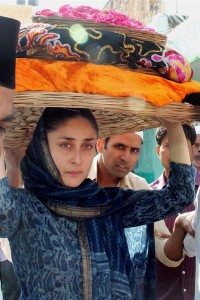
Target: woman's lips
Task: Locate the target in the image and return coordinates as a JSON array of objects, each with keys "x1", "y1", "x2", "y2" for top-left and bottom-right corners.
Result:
[{"x1": 67, "y1": 171, "x2": 82, "y2": 175}]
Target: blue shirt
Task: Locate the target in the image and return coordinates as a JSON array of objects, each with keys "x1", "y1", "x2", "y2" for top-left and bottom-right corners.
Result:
[{"x1": 0, "y1": 163, "x2": 195, "y2": 299}]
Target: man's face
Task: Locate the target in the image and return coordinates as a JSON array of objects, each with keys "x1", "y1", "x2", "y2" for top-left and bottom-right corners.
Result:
[
  {"x1": 0, "y1": 86, "x2": 13, "y2": 128},
  {"x1": 193, "y1": 134, "x2": 200, "y2": 169},
  {"x1": 157, "y1": 134, "x2": 193, "y2": 171},
  {"x1": 97, "y1": 133, "x2": 142, "y2": 179},
  {"x1": 156, "y1": 135, "x2": 170, "y2": 172}
]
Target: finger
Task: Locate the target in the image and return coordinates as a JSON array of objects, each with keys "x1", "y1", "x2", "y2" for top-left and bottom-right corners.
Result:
[
  {"x1": 155, "y1": 232, "x2": 171, "y2": 239},
  {"x1": 188, "y1": 229, "x2": 195, "y2": 238},
  {"x1": 0, "y1": 127, "x2": 5, "y2": 156},
  {"x1": 0, "y1": 126, "x2": 5, "y2": 137}
]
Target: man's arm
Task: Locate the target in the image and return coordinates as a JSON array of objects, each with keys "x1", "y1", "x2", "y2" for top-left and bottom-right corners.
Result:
[
  {"x1": 156, "y1": 212, "x2": 195, "y2": 262},
  {"x1": 154, "y1": 220, "x2": 185, "y2": 267},
  {"x1": 4, "y1": 147, "x2": 25, "y2": 188},
  {"x1": 184, "y1": 188, "x2": 200, "y2": 257},
  {"x1": 0, "y1": 128, "x2": 6, "y2": 179},
  {"x1": 164, "y1": 120, "x2": 191, "y2": 165}
]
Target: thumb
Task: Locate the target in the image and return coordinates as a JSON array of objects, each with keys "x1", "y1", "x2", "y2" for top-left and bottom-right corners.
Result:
[{"x1": 155, "y1": 232, "x2": 171, "y2": 239}]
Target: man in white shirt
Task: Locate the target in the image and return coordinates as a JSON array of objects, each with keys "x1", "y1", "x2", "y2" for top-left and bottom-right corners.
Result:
[
  {"x1": 88, "y1": 132, "x2": 156, "y2": 299},
  {"x1": 88, "y1": 131, "x2": 183, "y2": 299}
]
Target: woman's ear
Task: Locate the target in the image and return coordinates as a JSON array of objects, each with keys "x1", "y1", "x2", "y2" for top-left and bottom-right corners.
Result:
[
  {"x1": 96, "y1": 139, "x2": 104, "y2": 154},
  {"x1": 156, "y1": 145, "x2": 161, "y2": 157}
]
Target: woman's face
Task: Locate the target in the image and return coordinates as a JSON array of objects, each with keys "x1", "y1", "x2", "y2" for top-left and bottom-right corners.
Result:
[{"x1": 47, "y1": 117, "x2": 97, "y2": 187}]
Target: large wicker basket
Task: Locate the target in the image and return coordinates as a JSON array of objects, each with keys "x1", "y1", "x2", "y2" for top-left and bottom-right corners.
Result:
[
  {"x1": 32, "y1": 15, "x2": 167, "y2": 46},
  {"x1": 4, "y1": 91, "x2": 200, "y2": 148},
  {"x1": 6, "y1": 16, "x2": 199, "y2": 149}
]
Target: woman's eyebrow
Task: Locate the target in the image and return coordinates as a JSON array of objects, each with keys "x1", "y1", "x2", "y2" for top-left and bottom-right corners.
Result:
[{"x1": 58, "y1": 137, "x2": 96, "y2": 141}]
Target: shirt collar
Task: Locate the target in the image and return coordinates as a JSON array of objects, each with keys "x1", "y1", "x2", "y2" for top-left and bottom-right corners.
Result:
[
  {"x1": 88, "y1": 155, "x2": 98, "y2": 181},
  {"x1": 151, "y1": 172, "x2": 167, "y2": 189},
  {"x1": 195, "y1": 169, "x2": 200, "y2": 185},
  {"x1": 117, "y1": 175, "x2": 132, "y2": 189}
]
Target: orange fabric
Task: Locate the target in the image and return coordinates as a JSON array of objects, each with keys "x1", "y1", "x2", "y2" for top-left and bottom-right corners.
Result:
[{"x1": 16, "y1": 58, "x2": 200, "y2": 106}]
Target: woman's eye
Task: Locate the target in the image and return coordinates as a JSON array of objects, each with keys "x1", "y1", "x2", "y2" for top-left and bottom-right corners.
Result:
[
  {"x1": 83, "y1": 144, "x2": 94, "y2": 150},
  {"x1": 60, "y1": 143, "x2": 71, "y2": 148}
]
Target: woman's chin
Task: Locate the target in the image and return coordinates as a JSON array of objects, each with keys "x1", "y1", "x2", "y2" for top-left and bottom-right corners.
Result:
[{"x1": 62, "y1": 178, "x2": 84, "y2": 188}]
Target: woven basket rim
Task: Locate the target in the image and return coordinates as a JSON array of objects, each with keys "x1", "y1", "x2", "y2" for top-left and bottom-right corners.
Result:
[
  {"x1": 32, "y1": 15, "x2": 167, "y2": 45},
  {"x1": 4, "y1": 91, "x2": 200, "y2": 148}
]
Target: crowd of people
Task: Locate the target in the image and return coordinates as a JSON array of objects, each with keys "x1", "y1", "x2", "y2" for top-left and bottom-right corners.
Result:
[{"x1": 0, "y1": 14, "x2": 200, "y2": 300}]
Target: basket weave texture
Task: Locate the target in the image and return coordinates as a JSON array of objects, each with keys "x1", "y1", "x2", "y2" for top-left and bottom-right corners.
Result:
[
  {"x1": 7, "y1": 17, "x2": 199, "y2": 148},
  {"x1": 4, "y1": 91, "x2": 200, "y2": 148},
  {"x1": 32, "y1": 15, "x2": 167, "y2": 46}
]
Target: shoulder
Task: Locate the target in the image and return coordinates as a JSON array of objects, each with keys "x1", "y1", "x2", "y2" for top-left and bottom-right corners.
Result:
[
  {"x1": 127, "y1": 172, "x2": 151, "y2": 190},
  {"x1": 150, "y1": 173, "x2": 165, "y2": 190}
]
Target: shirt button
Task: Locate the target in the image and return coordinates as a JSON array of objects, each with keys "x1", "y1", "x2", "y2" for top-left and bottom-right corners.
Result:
[
  {"x1": 182, "y1": 271, "x2": 186, "y2": 274},
  {"x1": 183, "y1": 289, "x2": 187, "y2": 292}
]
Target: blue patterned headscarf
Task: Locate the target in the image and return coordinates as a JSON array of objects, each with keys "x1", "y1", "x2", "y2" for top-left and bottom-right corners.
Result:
[{"x1": 20, "y1": 108, "x2": 141, "y2": 212}]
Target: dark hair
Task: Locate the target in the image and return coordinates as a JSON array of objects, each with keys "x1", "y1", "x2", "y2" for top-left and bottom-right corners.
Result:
[
  {"x1": 43, "y1": 107, "x2": 99, "y2": 134},
  {"x1": 104, "y1": 137, "x2": 110, "y2": 149},
  {"x1": 156, "y1": 124, "x2": 196, "y2": 146},
  {"x1": 103, "y1": 133, "x2": 143, "y2": 150}
]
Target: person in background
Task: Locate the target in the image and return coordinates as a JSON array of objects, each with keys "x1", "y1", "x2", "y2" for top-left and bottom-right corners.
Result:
[
  {"x1": 0, "y1": 107, "x2": 195, "y2": 299},
  {"x1": 163, "y1": 187, "x2": 200, "y2": 300},
  {"x1": 0, "y1": 241, "x2": 20, "y2": 300},
  {"x1": 0, "y1": 16, "x2": 20, "y2": 127},
  {"x1": 88, "y1": 131, "x2": 155, "y2": 299},
  {"x1": 193, "y1": 126, "x2": 200, "y2": 192},
  {"x1": 0, "y1": 14, "x2": 21, "y2": 300},
  {"x1": 0, "y1": 147, "x2": 25, "y2": 300},
  {"x1": 182, "y1": 187, "x2": 200, "y2": 300},
  {"x1": 151, "y1": 124, "x2": 196, "y2": 300}
]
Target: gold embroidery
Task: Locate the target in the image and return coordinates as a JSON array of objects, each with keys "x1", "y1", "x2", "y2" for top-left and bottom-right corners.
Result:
[
  {"x1": 47, "y1": 203, "x2": 108, "y2": 218},
  {"x1": 78, "y1": 222, "x2": 92, "y2": 300}
]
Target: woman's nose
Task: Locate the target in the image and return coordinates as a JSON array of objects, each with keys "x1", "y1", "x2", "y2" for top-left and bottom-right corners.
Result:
[{"x1": 71, "y1": 150, "x2": 81, "y2": 165}]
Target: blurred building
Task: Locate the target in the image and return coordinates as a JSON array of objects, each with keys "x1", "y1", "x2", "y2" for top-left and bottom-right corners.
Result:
[
  {"x1": 104, "y1": 0, "x2": 164, "y2": 24},
  {"x1": 16, "y1": 0, "x2": 39, "y2": 4}
]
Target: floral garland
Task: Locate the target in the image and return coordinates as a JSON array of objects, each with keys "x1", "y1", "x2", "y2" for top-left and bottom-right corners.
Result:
[{"x1": 36, "y1": 4, "x2": 155, "y2": 32}]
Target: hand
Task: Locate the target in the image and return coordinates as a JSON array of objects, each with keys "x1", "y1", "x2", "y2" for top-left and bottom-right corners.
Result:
[
  {"x1": 0, "y1": 127, "x2": 5, "y2": 157},
  {"x1": 0, "y1": 127, "x2": 6, "y2": 178},
  {"x1": 4, "y1": 146, "x2": 26, "y2": 188},
  {"x1": 155, "y1": 118, "x2": 181, "y2": 126},
  {"x1": 174, "y1": 211, "x2": 195, "y2": 237},
  {"x1": 4, "y1": 147, "x2": 26, "y2": 170},
  {"x1": 155, "y1": 232, "x2": 171, "y2": 239}
]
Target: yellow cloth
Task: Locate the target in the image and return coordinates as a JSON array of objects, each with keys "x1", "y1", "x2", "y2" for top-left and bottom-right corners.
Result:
[{"x1": 16, "y1": 58, "x2": 200, "y2": 106}]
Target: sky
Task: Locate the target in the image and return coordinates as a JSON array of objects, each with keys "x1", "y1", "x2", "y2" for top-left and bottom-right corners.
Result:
[
  {"x1": 1, "y1": 0, "x2": 109, "y2": 10},
  {"x1": 1, "y1": 0, "x2": 200, "y2": 15},
  {"x1": 163, "y1": 0, "x2": 200, "y2": 16}
]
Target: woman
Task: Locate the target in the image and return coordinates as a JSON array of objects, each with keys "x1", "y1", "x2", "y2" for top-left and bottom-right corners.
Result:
[{"x1": 0, "y1": 107, "x2": 195, "y2": 299}]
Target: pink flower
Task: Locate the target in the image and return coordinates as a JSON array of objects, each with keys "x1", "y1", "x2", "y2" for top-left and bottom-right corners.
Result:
[
  {"x1": 36, "y1": 5, "x2": 155, "y2": 32},
  {"x1": 35, "y1": 9, "x2": 57, "y2": 17}
]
